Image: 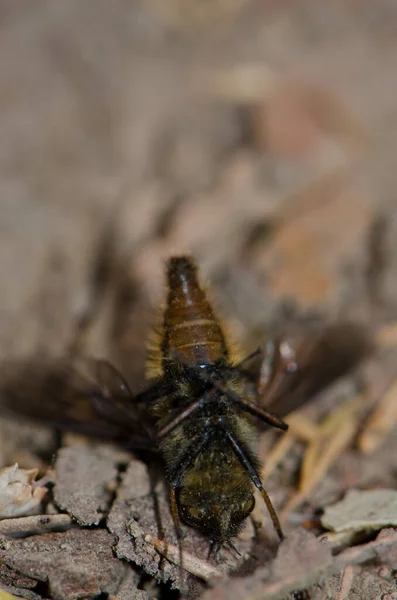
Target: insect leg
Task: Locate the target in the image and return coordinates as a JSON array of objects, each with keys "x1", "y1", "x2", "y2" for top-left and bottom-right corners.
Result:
[
  {"x1": 169, "y1": 487, "x2": 183, "y2": 539},
  {"x1": 157, "y1": 386, "x2": 220, "y2": 439},
  {"x1": 211, "y1": 379, "x2": 288, "y2": 431},
  {"x1": 157, "y1": 397, "x2": 204, "y2": 439},
  {"x1": 223, "y1": 428, "x2": 284, "y2": 541},
  {"x1": 232, "y1": 397, "x2": 288, "y2": 431},
  {"x1": 169, "y1": 429, "x2": 217, "y2": 488},
  {"x1": 168, "y1": 430, "x2": 216, "y2": 587},
  {"x1": 168, "y1": 430, "x2": 216, "y2": 532}
]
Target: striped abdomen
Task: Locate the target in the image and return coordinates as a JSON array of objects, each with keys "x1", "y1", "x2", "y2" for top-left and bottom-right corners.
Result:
[{"x1": 162, "y1": 256, "x2": 229, "y2": 367}]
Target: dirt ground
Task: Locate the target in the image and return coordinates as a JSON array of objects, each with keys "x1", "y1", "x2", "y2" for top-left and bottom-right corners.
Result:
[{"x1": 0, "y1": 1, "x2": 397, "y2": 599}]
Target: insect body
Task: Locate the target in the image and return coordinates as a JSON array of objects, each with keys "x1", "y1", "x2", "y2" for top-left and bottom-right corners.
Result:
[{"x1": 142, "y1": 256, "x2": 288, "y2": 544}]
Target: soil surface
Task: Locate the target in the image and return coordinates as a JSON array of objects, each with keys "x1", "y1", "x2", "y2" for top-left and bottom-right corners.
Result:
[{"x1": 0, "y1": 2, "x2": 396, "y2": 599}]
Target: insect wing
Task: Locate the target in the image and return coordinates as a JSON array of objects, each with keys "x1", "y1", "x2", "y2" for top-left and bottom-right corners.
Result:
[
  {"x1": 242, "y1": 323, "x2": 373, "y2": 419},
  {"x1": 0, "y1": 357, "x2": 153, "y2": 449}
]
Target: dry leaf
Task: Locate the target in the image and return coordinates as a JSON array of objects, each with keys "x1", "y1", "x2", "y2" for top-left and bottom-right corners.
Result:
[
  {"x1": 0, "y1": 529, "x2": 125, "y2": 600},
  {"x1": 322, "y1": 489, "x2": 397, "y2": 533},
  {"x1": 54, "y1": 445, "x2": 125, "y2": 526},
  {"x1": 0, "y1": 465, "x2": 48, "y2": 520}
]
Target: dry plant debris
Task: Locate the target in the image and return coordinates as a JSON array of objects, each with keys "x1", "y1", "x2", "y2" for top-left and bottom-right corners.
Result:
[
  {"x1": 0, "y1": 514, "x2": 72, "y2": 538},
  {"x1": 0, "y1": 529, "x2": 125, "y2": 600},
  {"x1": 110, "y1": 568, "x2": 150, "y2": 600},
  {"x1": 0, "y1": 565, "x2": 38, "y2": 600},
  {"x1": 281, "y1": 394, "x2": 363, "y2": 518},
  {"x1": 53, "y1": 445, "x2": 124, "y2": 526},
  {"x1": 200, "y1": 527, "x2": 397, "y2": 600},
  {"x1": 260, "y1": 390, "x2": 365, "y2": 520},
  {"x1": 259, "y1": 346, "x2": 397, "y2": 523},
  {"x1": 321, "y1": 488, "x2": 397, "y2": 533},
  {"x1": 358, "y1": 374, "x2": 397, "y2": 454},
  {"x1": 143, "y1": 534, "x2": 223, "y2": 583},
  {"x1": 0, "y1": 2, "x2": 396, "y2": 600},
  {"x1": 199, "y1": 528, "x2": 332, "y2": 600},
  {"x1": 0, "y1": 465, "x2": 49, "y2": 520}
]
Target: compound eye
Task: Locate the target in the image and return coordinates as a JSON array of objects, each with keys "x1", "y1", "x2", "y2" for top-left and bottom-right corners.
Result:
[{"x1": 241, "y1": 495, "x2": 255, "y2": 516}]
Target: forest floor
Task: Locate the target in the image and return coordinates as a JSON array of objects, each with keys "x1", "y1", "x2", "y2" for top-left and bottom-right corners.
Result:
[{"x1": 0, "y1": 1, "x2": 396, "y2": 599}]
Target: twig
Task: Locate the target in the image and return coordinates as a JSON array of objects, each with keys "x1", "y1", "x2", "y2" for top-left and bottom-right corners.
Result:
[
  {"x1": 144, "y1": 533, "x2": 223, "y2": 582},
  {"x1": 261, "y1": 434, "x2": 295, "y2": 481},
  {"x1": 0, "y1": 513, "x2": 72, "y2": 537},
  {"x1": 358, "y1": 377, "x2": 397, "y2": 454},
  {"x1": 281, "y1": 397, "x2": 361, "y2": 517},
  {"x1": 337, "y1": 565, "x2": 356, "y2": 600}
]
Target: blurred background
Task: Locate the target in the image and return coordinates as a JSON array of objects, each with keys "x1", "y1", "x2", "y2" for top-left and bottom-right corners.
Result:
[
  {"x1": 0, "y1": 0, "x2": 396, "y2": 385},
  {"x1": 1, "y1": 3, "x2": 397, "y2": 597}
]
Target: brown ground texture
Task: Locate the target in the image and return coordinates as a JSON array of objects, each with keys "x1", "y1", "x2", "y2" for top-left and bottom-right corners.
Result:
[{"x1": 0, "y1": 1, "x2": 396, "y2": 599}]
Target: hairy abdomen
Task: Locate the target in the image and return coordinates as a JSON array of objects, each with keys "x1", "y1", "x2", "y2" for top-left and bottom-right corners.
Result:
[{"x1": 147, "y1": 257, "x2": 230, "y2": 377}]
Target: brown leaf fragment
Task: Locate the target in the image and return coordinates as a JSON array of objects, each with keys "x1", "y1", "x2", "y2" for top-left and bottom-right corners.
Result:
[
  {"x1": 201, "y1": 529, "x2": 332, "y2": 600},
  {"x1": 375, "y1": 528, "x2": 397, "y2": 570},
  {"x1": 111, "y1": 567, "x2": 150, "y2": 600},
  {"x1": 271, "y1": 529, "x2": 332, "y2": 579},
  {"x1": 0, "y1": 529, "x2": 125, "y2": 600},
  {"x1": 202, "y1": 528, "x2": 397, "y2": 600},
  {"x1": 335, "y1": 527, "x2": 397, "y2": 569},
  {"x1": 107, "y1": 460, "x2": 175, "y2": 583},
  {"x1": 321, "y1": 489, "x2": 397, "y2": 533},
  {"x1": 0, "y1": 563, "x2": 36, "y2": 591},
  {"x1": 112, "y1": 459, "x2": 152, "y2": 504},
  {"x1": 312, "y1": 563, "x2": 397, "y2": 600},
  {"x1": 0, "y1": 586, "x2": 44, "y2": 600},
  {"x1": 54, "y1": 445, "x2": 123, "y2": 525},
  {"x1": 108, "y1": 482, "x2": 206, "y2": 593}
]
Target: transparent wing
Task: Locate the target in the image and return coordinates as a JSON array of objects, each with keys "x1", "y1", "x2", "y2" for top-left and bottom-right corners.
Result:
[
  {"x1": 0, "y1": 357, "x2": 155, "y2": 449},
  {"x1": 237, "y1": 322, "x2": 373, "y2": 419}
]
